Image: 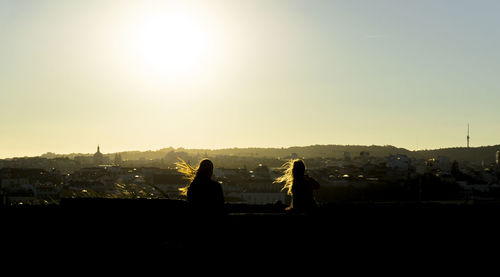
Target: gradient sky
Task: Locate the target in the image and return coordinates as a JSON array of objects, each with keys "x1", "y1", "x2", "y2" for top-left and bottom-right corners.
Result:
[{"x1": 1, "y1": 0, "x2": 500, "y2": 158}]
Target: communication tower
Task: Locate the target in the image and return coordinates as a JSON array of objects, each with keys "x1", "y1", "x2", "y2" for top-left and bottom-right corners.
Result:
[{"x1": 467, "y1": 124, "x2": 470, "y2": 148}]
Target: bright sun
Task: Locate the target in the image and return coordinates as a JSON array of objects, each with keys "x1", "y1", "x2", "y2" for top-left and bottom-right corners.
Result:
[{"x1": 133, "y1": 11, "x2": 215, "y2": 79}]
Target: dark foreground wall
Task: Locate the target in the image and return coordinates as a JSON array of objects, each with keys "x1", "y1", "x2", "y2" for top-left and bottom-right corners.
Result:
[{"x1": 2, "y1": 199, "x2": 500, "y2": 262}]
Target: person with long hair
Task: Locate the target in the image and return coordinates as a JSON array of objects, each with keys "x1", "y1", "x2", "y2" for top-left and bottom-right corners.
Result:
[
  {"x1": 274, "y1": 159, "x2": 320, "y2": 212},
  {"x1": 176, "y1": 158, "x2": 225, "y2": 214}
]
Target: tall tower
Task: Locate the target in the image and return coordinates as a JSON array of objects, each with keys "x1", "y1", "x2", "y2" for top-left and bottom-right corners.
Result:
[
  {"x1": 467, "y1": 124, "x2": 470, "y2": 148},
  {"x1": 93, "y1": 145, "x2": 103, "y2": 165}
]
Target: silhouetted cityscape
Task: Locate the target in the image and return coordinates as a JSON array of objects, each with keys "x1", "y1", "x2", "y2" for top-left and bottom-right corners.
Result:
[
  {"x1": 2, "y1": 144, "x2": 500, "y2": 206},
  {"x1": 4, "y1": 144, "x2": 500, "y2": 261}
]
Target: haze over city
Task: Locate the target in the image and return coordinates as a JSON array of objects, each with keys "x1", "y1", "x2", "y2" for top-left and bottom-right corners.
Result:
[{"x1": 2, "y1": 0, "x2": 500, "y2": 158}]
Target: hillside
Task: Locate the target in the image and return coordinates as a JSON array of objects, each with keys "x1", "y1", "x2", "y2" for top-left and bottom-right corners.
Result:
[{"x1": 38, "y1": 144, "x2": 500, "y2": 163}]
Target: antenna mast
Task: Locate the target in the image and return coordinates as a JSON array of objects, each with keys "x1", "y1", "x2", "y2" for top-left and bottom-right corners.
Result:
[{"x1": 467, "y1": 124, "x2": 470, "y2": 148}]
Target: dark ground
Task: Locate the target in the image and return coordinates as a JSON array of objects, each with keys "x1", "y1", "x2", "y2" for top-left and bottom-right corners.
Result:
[{"x1": 2, "y1": 199, "x2": 500, "y2": 267}]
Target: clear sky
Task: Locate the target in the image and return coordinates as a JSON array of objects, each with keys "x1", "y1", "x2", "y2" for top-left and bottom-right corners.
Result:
[{"x1": 1, "y1": 0, "x2": 500, "y2": 158}]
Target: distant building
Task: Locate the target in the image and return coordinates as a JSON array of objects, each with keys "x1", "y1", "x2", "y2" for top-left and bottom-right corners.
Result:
[
  {"x1": 214, "y1": 168, "x2": 244, "y2": 178},
  {"x1": 92, "y1": 145, "x2": 110, "y2": 165},
  {"x1": 360, "y1": 151, "x2": 370, "y2": 158},
  {"x1": 164, "y1": 150, "x2": 190, "y2": 163},
  {"x1": 149, "y1": 170, "x2": 186, "y2": 199},
  {"x1": 93, "y1": 145, "x2": 104, "y2": 165},
  {"x1": 424, "y1": 156, "x2": 451, "y2": 173},
  {"x1": 360, "y1": 151, "x2": 370, "y2": 162},
  {"x1": 0, "y1": 168, "x2": 50, "y2": 204},
  {"x1": 251, "y1": 164, "x2": 271, "y2": 180},
  {"x1": 436, "y1": 156, "x2": 451, "y2": 173},
  {"x1": 74, "y1": 155, "x2": 93, "y2": 166},
  {"x1": 114, "y1": 153, "x2": 122, "y2": 166},
  {"x1": 386, "y1": 154, "x2": 410, "y2": 171}
]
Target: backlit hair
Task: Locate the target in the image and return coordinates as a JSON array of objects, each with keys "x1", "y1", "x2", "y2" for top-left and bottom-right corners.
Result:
[
  {"x1": 176, "y1": 158, "x2": 214, "y2": 196},
  {"x1": 273, "y1": 159, "x2": 305, "y2": 195}
]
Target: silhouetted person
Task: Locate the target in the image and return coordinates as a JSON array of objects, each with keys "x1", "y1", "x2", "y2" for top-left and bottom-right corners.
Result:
[
  {"x1": 275, "y1": 159, "x2": 320, "y2": 213},
  {"x1": 176, "y1": 158, "x2": 225, "y2": 215}
]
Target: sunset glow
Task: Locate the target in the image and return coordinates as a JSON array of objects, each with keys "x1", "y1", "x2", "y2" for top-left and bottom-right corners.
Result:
[
  {"x1": 131, "y1": 10, "x2": 216, "y2": 79},
  {"x1": 1, "y1": 0, "x2": 500, "y2": 158}
]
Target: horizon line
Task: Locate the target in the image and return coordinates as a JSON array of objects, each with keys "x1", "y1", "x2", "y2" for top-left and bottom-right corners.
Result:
[{"x1": 2, "y1": 143, "x2": 499, "y2": 159}]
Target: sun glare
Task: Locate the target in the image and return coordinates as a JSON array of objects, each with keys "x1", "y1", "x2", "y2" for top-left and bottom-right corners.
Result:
[{"x1": 132, "y1": 11, "x2": 215, "y2": 79}]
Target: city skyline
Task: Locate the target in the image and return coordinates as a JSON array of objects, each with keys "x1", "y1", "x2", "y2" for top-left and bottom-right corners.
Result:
[
  {"x1": 2, "y1": 0, "x2": 500, "y2": 158},
  {"x1": 3, "y1": 140, "x2": 499, "y2": 161},
  {"x1": 0, "y1": 126, "x2": 482, "y2": 159}
]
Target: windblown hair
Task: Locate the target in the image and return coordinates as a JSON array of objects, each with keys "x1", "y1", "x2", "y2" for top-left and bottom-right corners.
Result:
[
  {"x1": 176, "y1": 158, "x2": 214, "y2": 196},
  {"x1": 273, "y1": 159, "x2": 305, "y2": 195}
]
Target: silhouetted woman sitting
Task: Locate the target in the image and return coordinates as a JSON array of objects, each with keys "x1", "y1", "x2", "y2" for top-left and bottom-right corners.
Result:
[
  {"x1": 176, "y1": 158, "x2": 225, "y2": 215},
  {"x1": 274, "y1": 159, "x2": 320, "y2": 213}
]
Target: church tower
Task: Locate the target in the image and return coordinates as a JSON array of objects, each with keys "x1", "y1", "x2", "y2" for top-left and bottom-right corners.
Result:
[{"x1": 93, "y1": 145, "x2": 104, "y2": 165}]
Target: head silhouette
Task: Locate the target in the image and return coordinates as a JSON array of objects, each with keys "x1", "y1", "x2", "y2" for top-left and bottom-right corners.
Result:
[
  {"x1": 196, "y1": 159, "x2": 213, "y2": 179},
  {"x1": 292, "y1": 160, "x2": 305, "y2": 179},
  {"x1": 176, "y1": 158, "x2": 215, "y2": 196}
]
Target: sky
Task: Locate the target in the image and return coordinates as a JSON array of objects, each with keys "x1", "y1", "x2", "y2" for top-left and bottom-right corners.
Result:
[{"x1": 1, "y1": 0, "x2": 500, "y2": 158}]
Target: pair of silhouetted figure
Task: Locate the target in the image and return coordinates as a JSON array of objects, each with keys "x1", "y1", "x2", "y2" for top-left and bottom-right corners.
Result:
[{"x1": 177, "y1": 158, "x2": 320, "y2": 214}]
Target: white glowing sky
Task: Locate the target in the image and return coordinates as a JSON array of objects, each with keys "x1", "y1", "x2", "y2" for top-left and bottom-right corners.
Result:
[{"x1": 1, "y1": 0, "x2": 500, "y2": 158}]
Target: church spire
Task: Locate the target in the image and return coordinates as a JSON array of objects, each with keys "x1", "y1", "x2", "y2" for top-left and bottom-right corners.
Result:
[{"x1": 94, "y1": 145, "x2": 104, "y2": 165}]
